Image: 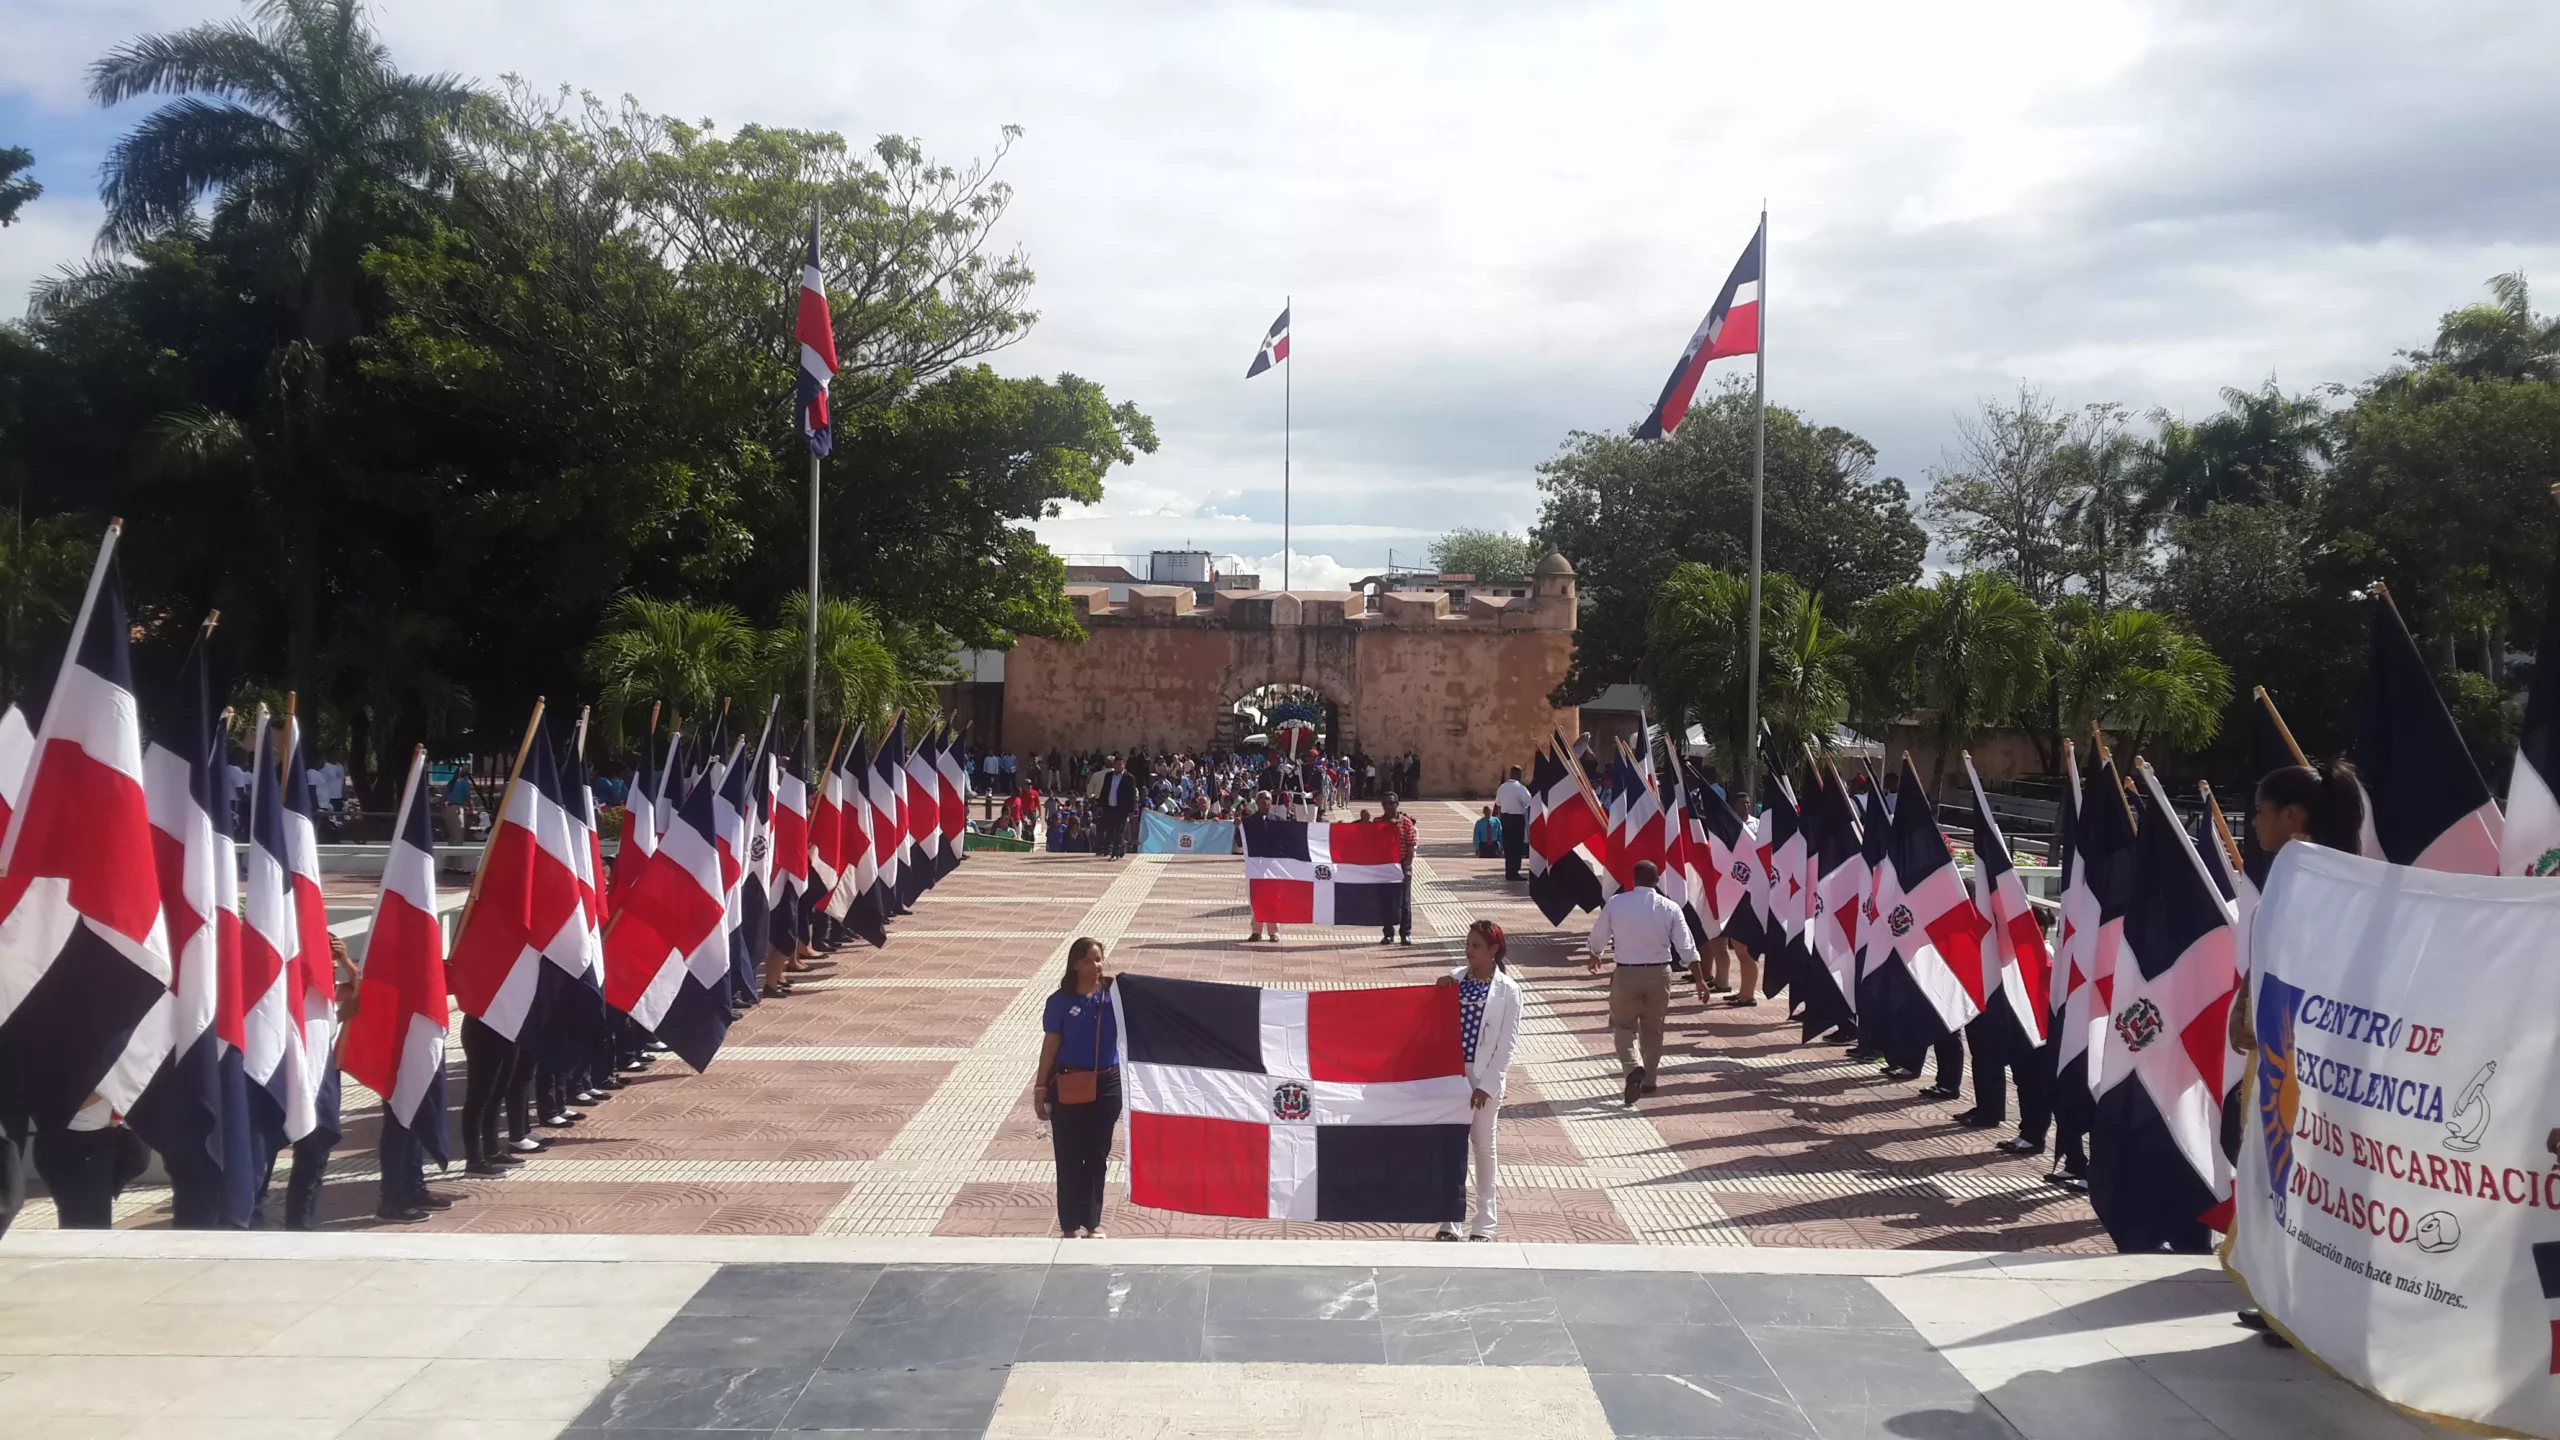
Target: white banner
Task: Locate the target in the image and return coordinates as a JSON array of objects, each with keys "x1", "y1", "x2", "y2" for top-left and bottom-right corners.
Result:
[{"x1": 2234, "y1": 842, "x2": 2560, "y2": 1437}]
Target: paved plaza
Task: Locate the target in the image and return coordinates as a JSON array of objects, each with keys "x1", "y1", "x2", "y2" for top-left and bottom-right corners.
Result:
[
  {"x1": 29, "y1": 802, "x2": 2106, "y2": 1247},
  {"x1": 0, "y1": 801, "x2": 2453, "y2": 1436}
]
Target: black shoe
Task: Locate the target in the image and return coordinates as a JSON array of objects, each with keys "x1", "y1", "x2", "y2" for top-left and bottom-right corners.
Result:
[
  {"x1": 1623, "y1": 1066, "x2": 1647, "y2": 1106},
  {"x1": 1995, "y1": 1137, "x2": 2046, "y2": 1156},
  {"x1": 1952, "y1": 1112, "x2": 2001, "y2": 1130},
  {"x1": 1399, "y1": 936, "x2": 1413, "y2": 947},
  {"x1": 464, "y1": 1160, "x2": 506, "y2": 1177},
  {"x1": 1882, "y1": 1066, "x2": 1920, "y2": 1081},
  {"x1": 1642, "y1": 1075, "x2": 1659, "y2": 1096},
  {"x1": 418, "y1": 1190, "x2": 461, "y2": 1210},
  {"x1": 2236, "y1": 1310, "x2": 2269, "y2": 1331},
  {"x1": 490, "y1": 1152, "x2": 526, "y2": 1169},
  {"x1": 1919, "y1": 1084, "x2": 1961, "y2": 1100},
  {"x1": 1381, "y1": 933, "x2": 1396, "y2": 945},
  {"x1": 373, "y1": 1204, "x2": 431, "y2": 1224},
  {"x1": 540, "y1": 1113, "x2": 577, "y2": 1128}
]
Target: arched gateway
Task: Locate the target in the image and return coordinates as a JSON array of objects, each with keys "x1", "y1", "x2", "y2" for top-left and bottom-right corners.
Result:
[{"x1": 1000, "y1": 554, "x2": 1581, "y2": 797}]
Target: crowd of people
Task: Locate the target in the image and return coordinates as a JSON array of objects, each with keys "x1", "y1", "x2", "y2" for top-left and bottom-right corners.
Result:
[{"x1": 971, "y1": 743, "x2": 1431, "y2": 855}]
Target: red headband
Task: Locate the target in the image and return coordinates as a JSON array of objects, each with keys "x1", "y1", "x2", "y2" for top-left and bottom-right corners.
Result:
[{"x1": 1475, "y1": 921, "x2": 1507, "y2": 958}]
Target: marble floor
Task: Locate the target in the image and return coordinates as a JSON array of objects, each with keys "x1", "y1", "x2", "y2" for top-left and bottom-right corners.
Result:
[{"x1": 0, "y1": 1231, "x2": 2460, "y2": 1439}]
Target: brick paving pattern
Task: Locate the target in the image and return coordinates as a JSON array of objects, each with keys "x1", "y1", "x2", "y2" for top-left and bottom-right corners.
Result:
[{"x1": 49, "y1": 801, "x2": 2102, "y2": 1249}]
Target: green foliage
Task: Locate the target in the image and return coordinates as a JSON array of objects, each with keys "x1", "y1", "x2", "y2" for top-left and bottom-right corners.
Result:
[
  {"x1": 582, "y1": 595, "x2": 754, "y2": 736},
  {"x1": 0, "y1": 145, "x2": 38, "y2": 227},
  {"x1": 1428, "y1": 528, "x2": 1534, "y2": 583},
  {"x1": 1645, "y1": 564, "x2": 1847, "y2": 770},
  {"x1": 2047, "y1": 598, "x2": 2231, "y2": 756},
  {"x1": 1536, "y1": 383, "x2": 1926, "y2": 704},
  {"x1": 1851, "y1": 571, "x2": 2047, "y2": 792},
  {"x1": 2135, "y1": 382, "x2": 2332, "y2": 521}
]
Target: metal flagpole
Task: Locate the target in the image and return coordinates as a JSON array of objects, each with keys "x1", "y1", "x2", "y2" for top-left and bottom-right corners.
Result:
[
  {"x1": 1284, "y1": 293, "x2": 1292, "y2": 594},
  {"x1": 1741, "y1": 204, "x2": 1768, "y2": 802},
  {"x1": 805, "y1": 449, "x2": 821, "y2": 765}
]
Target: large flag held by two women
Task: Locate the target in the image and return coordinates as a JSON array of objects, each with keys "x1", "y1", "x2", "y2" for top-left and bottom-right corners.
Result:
[
  {"x1": 1117, "y1": 973, "x2": 1469, "y2": 1221},
  {"x1": 0, "y1": 525, "x2": 174, "y2": 1131}
]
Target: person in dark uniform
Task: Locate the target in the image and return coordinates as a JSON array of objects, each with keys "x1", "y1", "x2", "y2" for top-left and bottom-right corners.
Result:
[
  {"x1": 1097, "y1": 757, "x2": 1137, "y2": 860},
  {"x1": 31, "y1": 1099, "x2": 150, "y2": 1229}
]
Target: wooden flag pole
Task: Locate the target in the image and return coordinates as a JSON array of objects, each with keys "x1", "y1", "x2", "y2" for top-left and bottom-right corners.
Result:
[
  {"x1": 2252, "y1": 686, "x2": 2312, "y2": 769},
  {"x1": 455, "y1": 697, "x2": 546, "y2": 944},
  {"x1": 2198, "y1": 779, "x2": 2246, "y2": 876},
  {"x1": 1553, "y1": 728, "x2": 1611, "y2": 830}
]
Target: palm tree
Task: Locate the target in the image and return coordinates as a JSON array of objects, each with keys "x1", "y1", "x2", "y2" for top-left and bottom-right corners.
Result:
[
  {"x1": 747, "y1": 594, "x2": 938, "y2": 745},
  {"x1": 2055, "y1": 421, "x2": 2149, "y2": 611},
  {"x1": 2048, "y1": 598, "x2": 2230, "y2": 757},
  {"x1": 583, "y1": 595, "x2": 755, "y2": 738},
  {"x1": 88, "y1": 0, "x2": 475, "y2": 347},
  {"x1": 2136, "y1": 382, "x2": 2332, "y2": 520},
  {"x1": 2404, "y1": 272, "x2": 2560, "y2": 383},
  {"x1": 1645, "y1": 564, "x2": 1847, "y2": 771},
  {"x1": 1860, "y1": 572, "x2": 2047, "y2": 794}
]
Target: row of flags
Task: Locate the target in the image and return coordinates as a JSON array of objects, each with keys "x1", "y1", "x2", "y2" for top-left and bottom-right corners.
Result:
[{"x1": 0, "y1": 521, "x2": 977, "y2": 1226}]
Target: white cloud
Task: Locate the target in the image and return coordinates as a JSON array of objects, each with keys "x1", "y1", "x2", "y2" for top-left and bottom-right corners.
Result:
[{"x1": 8, "y1": 0, "x2": 2560, "y2": 578}]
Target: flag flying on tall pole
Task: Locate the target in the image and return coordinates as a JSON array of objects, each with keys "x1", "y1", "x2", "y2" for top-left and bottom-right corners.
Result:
[
  {"x1": 340, "y1": 746, "x2": 450, "y2": 1167},
  {"x1": 1634, "y1": 221, "x2": 1763, "y2": 441},
  {"x1": 1246, "y1": 302, "x2": 1291, "y2": 591},
  {"x1": 0, "y1": 523, "x2": 174, "y2": 1131},
  {"x1": 2358, "y1": 586, "x2": 2502, "y2": 873},
  {"x1": 796, "y1": 213, "x2": 835, "y2": 764},
  {"x1": 2505, "y1": 544, "x2": 2560, "y2": 876}
]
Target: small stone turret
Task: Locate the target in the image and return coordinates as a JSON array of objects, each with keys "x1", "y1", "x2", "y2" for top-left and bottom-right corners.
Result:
[{"x1": 1531, "y1": 552, "x2": 1577, "y2": 630}]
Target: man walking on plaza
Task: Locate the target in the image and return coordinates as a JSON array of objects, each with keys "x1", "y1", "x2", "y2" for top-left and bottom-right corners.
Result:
[
  {"x1": 1381, "y1": 793, "x2": 1417, "y2": 945},
  {"x1": 1098, "y1": 756, "x2": 1137, "y2": 860},
  {"x1": 1585, "y1": 860, "x2": 1698, "y2": 1106},
  {"x1": 1495, "y1": 764, "x2": 1532, "y2": 881}
]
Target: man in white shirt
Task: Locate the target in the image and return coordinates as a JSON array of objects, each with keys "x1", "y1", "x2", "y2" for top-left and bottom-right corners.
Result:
[
  {"x1": 1494, "y1": 765, "x2": 1534, "y2": 881},
  {"x1": 1585, "y1": 860, "x2": 1699, "y2": 1106}
]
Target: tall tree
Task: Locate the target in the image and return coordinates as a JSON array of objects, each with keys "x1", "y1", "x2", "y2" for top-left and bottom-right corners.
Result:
[
  {"x1": 2047, "y1": 598, "x2": 2231, "y2": 757},
  {"x1": 1427, "y1": 528, "x2": 1533, "y2": 583},
  {"x1": 2397, "y1": 272, "x2": 2560, "y2": 384},
  {"x1": 1536, "y1": 383, "x2": 1925, "y2": 704},
  {"x1": 2054, "y1": 406, "x2": 2151, "y2": 611},
  {"x1": 1922, "y1": 384, "x2": 2078, "y2": 604}
]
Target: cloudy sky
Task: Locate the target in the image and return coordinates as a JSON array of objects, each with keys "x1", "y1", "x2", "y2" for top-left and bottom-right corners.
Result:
[{"x1": 6, "y1": 1, "x2": 2558, "y2": 590}]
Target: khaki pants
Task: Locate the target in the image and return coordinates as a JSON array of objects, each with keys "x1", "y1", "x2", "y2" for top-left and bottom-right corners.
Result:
[{"x1": 1608, "y1": 964, "x2": 1672, "y2": 1073}]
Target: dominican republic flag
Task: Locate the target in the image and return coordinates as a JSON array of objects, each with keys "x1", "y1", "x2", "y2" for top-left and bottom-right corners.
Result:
[
  {"x1": 836, "y1": 733, "x2": 889, "y2": 946},
  {"x1": 1876, "y1": 756, "x2": 1991, "y2": 1036},
  {"x1": 1118, "y1": 973, "x2": 1469, "y2": 1222},
  {"x1": 1245, "y1": 305, "x2": 1290, "y2": 378},
  {"x1": 2359, "y1": 594, "x2": 2502, "y2": 874},
  {"x1": 447, "y1": 710, "x2": 593, "y2": 1047},
  {"x1": 2507, "y1": 546, "x2": 2560, "y2": 876},
  {"x1": 617, "y1": 730, "x2": 667, "y2": 910},
  {"x1": 1527, "y1": 744, "x2": 1610, "y2": 925},
  {"x1": 2071, "y1": 753, "x2": 2140, "y2": 1102},
  {"x1": 1655, "y1": 752, "x2": 1712, "y2": 945},
  {"x1": 1802, "y1": 766, "x2": 1867, "y2": 1040},
  {"x1": 127, "y1": 628, "x2": 232, "y2": 1221},
  {"x1": 796, "y1": 214, "x2": 838, "y2": 457},
  {"x1": 935, "y1": 727, "x2": 971, "y2": 875},
  {"x1": 340, "y1": 748, "x2": 450, "y2": 1163},
  {"x1": 2088, "y1": 764, "x2": 2240, "y2": 1245},
  {"x1": 1242, "y1": 817, "x2": 1403, "y2": 926},
  {"x1": 0, "y1": 528, "x2": 173, "y2": 1131},
  {"x1": 0, "y1": 705, "x2": 30, "y2": 838},
  {"x1": 904, "y1": 730, "x2": 944, "y2": 889},
  {"x1": 2046, "y1": 747, "x2": 2096, "y2": 1136},
  {"x1": 1962, "y1": 755, "x2": 2050, "y2": 1050},
  {"x1": 723, "y1": 713, "x2": 776, "y2": 1002},
  {"x1": 770, "y1": 754, "x2": 810, "y2": 957},
  {"x1": 868, "y1": 722, "x2": 909, "y2": 917},
  {"x1": 1692, "y1": 781, "x2": 1762, "y2": 955},
  {"x1": 1635, "y1": 219, "x2": 1763, "y2": 440},
  {"x1": 1751, "y1": 771, "x2": 1801, "y2": 996},
  {"x1": 604, "y1": 735, "x2": 735, "y2": 1070},
  {"x1": 562, "y1": 724, "x2": 609, "y2": 957},
  {"x1": 1606, "y1": 752, "x2": 1666, "y2": 895},
  {"x1": 242, "y1": 711, "x2": 319, "y2": 1138},
  {"x1": 809, "y1": 735, "x2": 845, "y2": 898}
]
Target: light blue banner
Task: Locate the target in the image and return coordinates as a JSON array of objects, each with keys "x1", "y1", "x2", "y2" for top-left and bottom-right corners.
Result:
[{"x1": 1140, "y1": 811, "x2": 1237, "y2": 856}]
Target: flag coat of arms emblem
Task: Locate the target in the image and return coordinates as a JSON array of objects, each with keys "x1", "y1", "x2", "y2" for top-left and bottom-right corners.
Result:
[
  {"x1": 1241, "y1": 817, "x2": 1402, "y2": 926},
  {"x1": 1117, "y1": 973, "x2": 1469, "y2": 1221}
]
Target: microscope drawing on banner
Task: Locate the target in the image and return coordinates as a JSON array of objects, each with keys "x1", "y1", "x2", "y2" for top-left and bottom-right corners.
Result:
[{"x1": 2443, "y1": 1061, "x2": 2493, "y2": 1154}]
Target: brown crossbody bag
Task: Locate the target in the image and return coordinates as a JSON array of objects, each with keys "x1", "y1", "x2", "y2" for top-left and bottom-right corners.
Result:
[{"x1": 1054, "y1": 988, "x2": 1107, "y2": 1105}]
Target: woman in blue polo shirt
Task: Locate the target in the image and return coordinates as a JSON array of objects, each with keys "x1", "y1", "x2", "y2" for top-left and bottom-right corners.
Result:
[{"x1": 1032, "y1": 937, "x2": 1119, "y2": 1238}]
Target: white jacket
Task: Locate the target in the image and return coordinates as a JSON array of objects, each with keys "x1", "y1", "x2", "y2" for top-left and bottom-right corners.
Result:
[{"x1": 1449, "y1": 965, "x2": 1524, "y2": 1097}]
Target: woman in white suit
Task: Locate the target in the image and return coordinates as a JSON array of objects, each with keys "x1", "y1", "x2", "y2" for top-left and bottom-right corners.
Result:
[{"x1": 1438, "y1": 919, "x2": 1523, "y2": 1241}]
